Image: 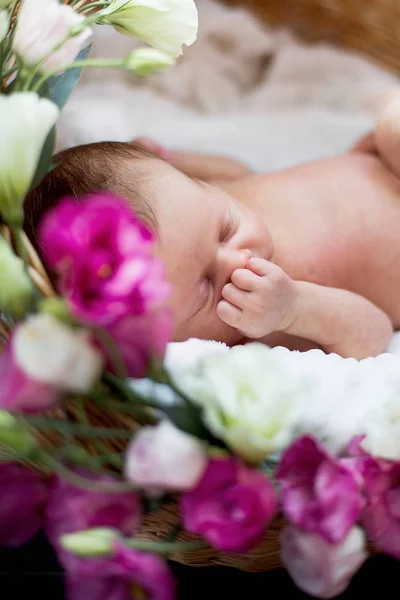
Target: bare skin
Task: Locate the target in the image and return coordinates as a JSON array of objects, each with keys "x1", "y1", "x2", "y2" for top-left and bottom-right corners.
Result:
[{"x1": 134, "y1": 92, "x2": 400, "y2": 358}]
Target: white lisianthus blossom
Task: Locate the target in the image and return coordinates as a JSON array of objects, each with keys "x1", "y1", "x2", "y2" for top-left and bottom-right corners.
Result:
[
  {"x1": 281, "y1": 526, "x2": 367, "y2": 599},
  {"x1": 167, "y1": 342, "x2": 305, "y2": 463},
  {"x1": 13, "y1": 0, "x2": 92, "y2": 71},
  {"x1": 125, "y1": 420, "x2": 208, "y2": 495},
  {"x1": 0, "y1": 236, "x2": 32, "y2": 317},
  {"x1": 361, "y1": 391, "x2": 400, "y2": 459},
  {"x1": 99, "y1": 0, "x2": 198, "y2": 58},
  {"x1": 14, "y1": 314, "x2": 103, "y2": 393},
  {"x1": 0, "y1": 9, "x2": 8, "y2": 43},
  {"x1": 0, "y1": 92, "x2": 59, "y2": 225},
  {"x1": 125, "y1": 47, "x2": 174, "y2": 75}
]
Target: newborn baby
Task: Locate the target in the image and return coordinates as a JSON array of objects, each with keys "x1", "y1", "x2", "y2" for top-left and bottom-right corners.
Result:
[{"x1": 25, "y1": 92, "x2": 400, "y2": 359}]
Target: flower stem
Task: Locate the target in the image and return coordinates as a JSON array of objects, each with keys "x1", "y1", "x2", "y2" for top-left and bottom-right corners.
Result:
[
  {"x1": 32, "y1": 57, "x2": 125, "y2": 93},
  {"x1": 125, "y1": 538, "x2": 208, "y2": 556},
  {"x1": 25, "y1": 416, "x2": 133, "y2": 439},
  {"x1": 46, "y1": 457, "x2": 137, "y2": 493},
  {"x1": 3, "y1": 0, "x2": 19, "y2": 58},
  {"x1": 76, "y1": 1, "x2": 109, "y2": 12},
  {"x1": 93, "y1": 328, "x2": 128, "y2": 380}
]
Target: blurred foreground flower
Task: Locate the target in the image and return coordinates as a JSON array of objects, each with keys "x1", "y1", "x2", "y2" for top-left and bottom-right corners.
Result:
[
  {"x1": 0, "y1": 93, "x2": 59, "y2": 226},
  {"x1": 281, "y1": 526, "x2": 367, "y2": 599},
  {"x1": 0, "y1": 464, "x2": 48, "y2": 547},
  {"x1": 39, "y1": 194, "x2": 170, "y2": 327},
  {"x1": 125, "y1": 420, "x2": 208, "y2": 494},
  {"x1": 0, "y1": 236, "x2": 33, "y2": 317},
  {"x1": 362, "y1": 457, "x2": 400, "y2": 559},
  {"x1": 172, "y1": 343, "x2": 300, "y2": 462},
  {"x1": 99, "y1": 0, "x2": 198, "y2": 58},
  {"x1": 277, "y1": 436, "x2": 363, "y2": 544},
  {"x1": 64, "y1": 542, "x2": 175, "y2": 600},
  {"x1": 13, "y1": 0, "x2": 92, "y2": 72},
  {"x1": 182, "y1": 458, "x2": 277, "y2": 553},
  {"x1": 125, "y1": 48, "x2": 174, "y2": 75},
  {"x1": 0, "y1": 314, "x2": 103, "y2": 412}
]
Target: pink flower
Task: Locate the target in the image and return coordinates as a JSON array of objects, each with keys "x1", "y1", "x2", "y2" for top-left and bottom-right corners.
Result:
[
  {"x1": 181, "y1": 458, "x2": 277, "y2": 553},
  {"x1": 281, "y1": 526, "x2": 367, "y2": 599},
  {"x1": 0, "y1": 314, "x2": 103, "y2": 413},
  {"x1": 106, "y1": 309, "x2": 172, "y2": 378},
  {"x1": 13, "y1": 0, "x2": 92, "y2": 72},
  {"x1": 0, "y1": 343, "x2": 58, "y2": 412},
  {"x1": 65, "y1": 542, "x2": 175, "y2": 600},
  {"x1": 0, "y1": 464, "x2": 48, "y2": 547},
  {"x1": 39, "y1": 194, "x2": 170, "y2": 327},
  {"x1": 125, "y1": 421, "x2": 208, "y2": 495},
  {"x1": 46, "y1": 472, "x2": 142, "y2": 572},
  {"x1": 362, "y1": 457, "x2": 400, "y2": 559},
  {"x1": 276, "y1": 436, "x2": 363, "y2": 543}
]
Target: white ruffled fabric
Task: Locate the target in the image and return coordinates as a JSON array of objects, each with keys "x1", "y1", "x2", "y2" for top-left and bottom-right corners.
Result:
[{"x1": 163, "y1": 334, "x2": 400, "y2": 459}]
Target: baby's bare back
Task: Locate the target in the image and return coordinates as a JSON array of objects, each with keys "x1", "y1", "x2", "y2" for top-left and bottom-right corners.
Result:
[{"x1": 228, "y1": 152, "x2": 400, "y2": 328}]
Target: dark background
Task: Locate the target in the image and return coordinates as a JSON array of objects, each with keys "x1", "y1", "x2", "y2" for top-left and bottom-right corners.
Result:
[{"x1": 1, "y1": 534, "x2": 398, "y2": 598}]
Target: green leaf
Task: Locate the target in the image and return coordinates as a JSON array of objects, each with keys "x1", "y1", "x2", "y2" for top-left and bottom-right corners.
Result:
[
  {"x1": 46, "y1": 44, "x2": 92, "y2": 110},
  {"x1": 28, "y1": 125, "x2": 56, "y2": 192}
]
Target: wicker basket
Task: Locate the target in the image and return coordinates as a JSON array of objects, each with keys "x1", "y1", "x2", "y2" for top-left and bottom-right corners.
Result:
[
  {"x1": 226, "y1": 0, "x2": 400, "y2": 73},
  {"x1": 5, "y1": 0, "x2": 387, "y2": 573}
]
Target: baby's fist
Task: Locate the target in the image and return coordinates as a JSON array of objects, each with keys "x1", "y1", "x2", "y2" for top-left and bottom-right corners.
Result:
[{"x1": 217, "y1": 258, "x2": 298, "y2": 338}]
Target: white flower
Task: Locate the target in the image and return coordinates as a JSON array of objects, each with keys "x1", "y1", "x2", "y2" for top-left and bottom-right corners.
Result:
[
  {"x1": 361, "y1": 388, "x2": 400, "y2": 459},
  {"x1": 168, "y1": 342, "x2": 305, "y2": 463},
  {"x1": 0, "y1": 236, "x2": 32, "y2": 317},
  {"x1": 99, "y1": 0, "x2": 198, "y2": 58},
  {"x1": 0, "y1": 92, "x2": 59, "y2": 225},
  {"x1": 0, "y1": 9, "x2": 8, "y2": 43},
  {"x1": 125, "y1": 47, "x2": 174, "y2": 75},
  {"x1": 124, "y1": 420, "x2": 207, "y2": 494},
  {"x1": 13, "y1": 0, "x2": 92, "y2": 71},
  {"x1": 281, "y1": 526, "x2": 367, "y2": 599},
  {"x1": 13, "y1": 314, "x2": 103, "y2": 393}
]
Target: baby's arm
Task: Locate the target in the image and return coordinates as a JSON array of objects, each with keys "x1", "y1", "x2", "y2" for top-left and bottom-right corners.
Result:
[
  {"x1": 132, "y1": 137, "x2": 252, "y2": 182},
  {"x1": 217, "y1": 258, "x2": 393, "y2": 359}
]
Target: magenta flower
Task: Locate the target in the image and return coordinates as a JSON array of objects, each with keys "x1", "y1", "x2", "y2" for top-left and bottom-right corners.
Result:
[
  {"x1": 65, "y1": 542, "x2": 175, "y2": 600},
  {"x1": 362, "y1": 457, "x2": 400, "y2": 559},
  {"x1": 181, "y1": 458, "x2": 277, "y2": 553},
  {"x1": 107, "y1": 310, "x2": 172, "y2": 377},
  {"x1": 276, "y1": 436, "x2": 363, "y2": 544},
  {"x1": 0, "y1": 464, "x2": 48, "y2": 547},
  {"x1": 45, "y1": 472, "x2": 142, "y2": 571},
  {"x1": 39, "y1": 194, "x2": 171, "y2": 326}
]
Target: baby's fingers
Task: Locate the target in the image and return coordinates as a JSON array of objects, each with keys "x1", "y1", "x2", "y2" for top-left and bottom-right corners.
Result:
[
  {"x1": 222, "y1": 282, "x2": 249, "y2": 309},
  {"x1": 246, "y1": 257, "x2": 273, "y2": 277},
  {"x1": 231, "y1": 268, "x2": 259, "y2": 291},
  {"x1": 216, "y1": 300, "x2": 242, "y2": 328}
]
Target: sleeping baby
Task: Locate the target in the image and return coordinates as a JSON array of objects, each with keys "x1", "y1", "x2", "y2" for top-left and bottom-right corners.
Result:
[{"x1": 24, "y1": 91, "x2": 400, "y2": 359}]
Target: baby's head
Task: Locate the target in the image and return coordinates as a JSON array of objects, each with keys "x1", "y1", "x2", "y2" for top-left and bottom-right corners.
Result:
[{"x1": 25, "y1": 141, "x2": 270, "y2": 345}]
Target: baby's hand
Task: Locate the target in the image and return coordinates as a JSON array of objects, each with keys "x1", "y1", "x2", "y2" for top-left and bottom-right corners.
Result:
[
  {"x1": 130, "y1": 137, "x2": 172, "y2": 162},
  {"x1": 217, "y1": 258, "x2": 298, "y2": 338}
]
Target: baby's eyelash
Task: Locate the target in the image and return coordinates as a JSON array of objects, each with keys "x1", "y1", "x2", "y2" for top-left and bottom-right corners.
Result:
[
  {"x1": 220, "y1": 212, "x2": 235, "y2": 242},
  {"x1": 192, "y1": 278, "x2": 213, "y2": 316}
]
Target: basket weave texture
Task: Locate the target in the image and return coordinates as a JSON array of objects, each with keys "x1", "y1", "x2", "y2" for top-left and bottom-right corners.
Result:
[{"x1": 7, "y1": 0, "x2": 386, "y2": 573}]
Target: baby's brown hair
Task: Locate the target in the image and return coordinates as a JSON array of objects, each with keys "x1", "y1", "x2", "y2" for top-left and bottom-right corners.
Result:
[{"x1": 24, "y1": 141, "x2": 158, "y2": 250}]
